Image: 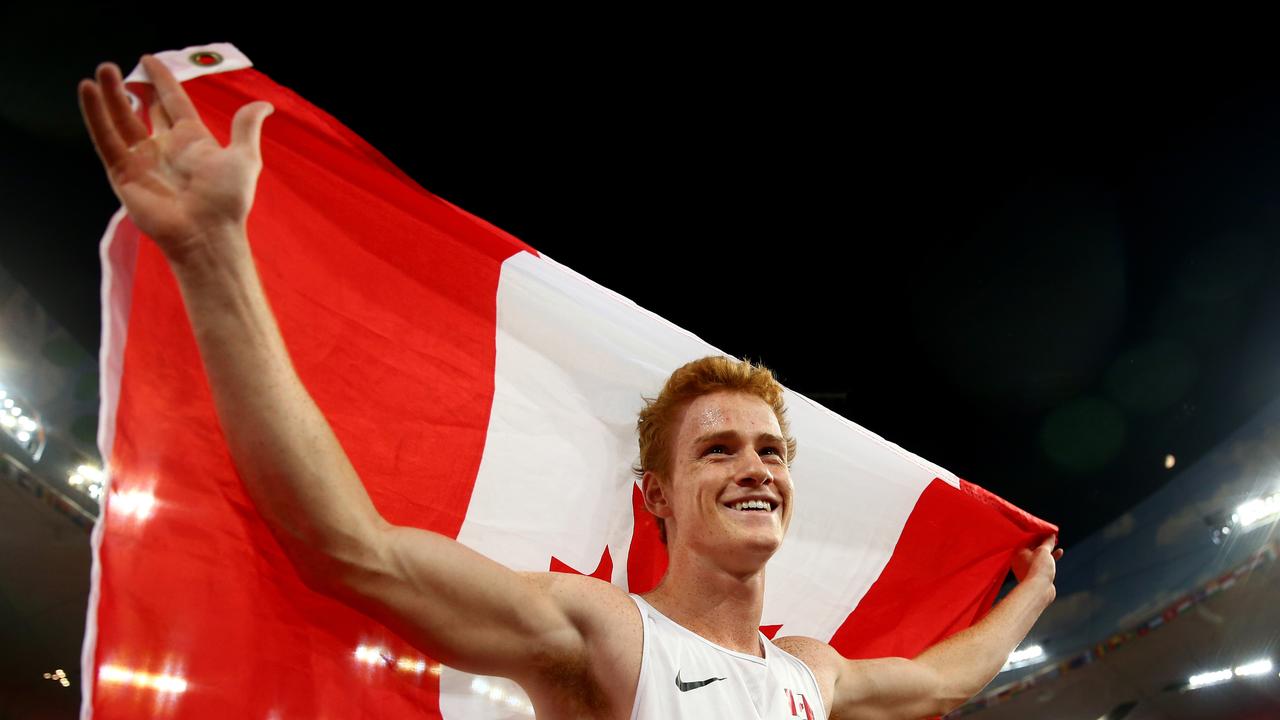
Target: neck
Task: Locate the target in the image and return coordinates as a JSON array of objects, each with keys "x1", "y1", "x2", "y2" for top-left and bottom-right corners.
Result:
[{"x1": 642, "y1": 543, "x2": 768, "y2": 657}]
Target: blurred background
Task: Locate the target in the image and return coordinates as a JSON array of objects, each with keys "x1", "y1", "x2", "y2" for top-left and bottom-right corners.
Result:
[{"x1": 3, "y1": 10, "x2": 1279, "y2": 718}]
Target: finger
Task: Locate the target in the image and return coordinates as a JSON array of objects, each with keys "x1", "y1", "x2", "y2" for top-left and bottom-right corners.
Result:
[
  {"x1": 78, "y1": 79, "x2": 127, "y2": 169},
  {"x1": 231, "y1": 101, "x2": 274, "y2": 160},
  {"x1": 141, "y1": 55, "x2": 201, "y2": 124},
  {"x1": 149, "y1": 98, "x2": 172, "y2": 134},
  {"x1": 96, "y1": 63, "x2": 148, "y2": 145}
]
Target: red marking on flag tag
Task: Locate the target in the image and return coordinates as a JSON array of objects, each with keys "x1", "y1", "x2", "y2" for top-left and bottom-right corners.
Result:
[{"x1": 189, "y1": 51, "x2": 222, "y2": 66}]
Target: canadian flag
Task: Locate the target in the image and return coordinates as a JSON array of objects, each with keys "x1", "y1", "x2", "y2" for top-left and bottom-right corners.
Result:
[{"x1": 83, "y1": 44, "x2": 1054, "y2": 719}]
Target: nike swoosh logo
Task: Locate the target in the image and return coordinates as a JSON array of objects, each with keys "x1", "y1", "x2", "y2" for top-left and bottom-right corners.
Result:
[{"x1": 675, "y1": 670, "x2": 727, "y2": 692}]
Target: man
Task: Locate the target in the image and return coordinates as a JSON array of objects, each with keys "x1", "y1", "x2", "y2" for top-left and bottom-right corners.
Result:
[{"x1": 79, "y1": 55, "x2": 1060, "y2": 719}]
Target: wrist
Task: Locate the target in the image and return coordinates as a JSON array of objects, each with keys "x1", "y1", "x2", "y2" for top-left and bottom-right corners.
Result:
[
  {"x1": 1018, "y1": 575, "x2": 1056, "y2": 608},
  {"x1": 166, "y1": 224, "x2": 253, "y2": 279}
]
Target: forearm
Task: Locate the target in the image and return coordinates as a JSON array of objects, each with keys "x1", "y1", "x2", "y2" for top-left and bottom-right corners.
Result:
[
  {"x1": 915, "y1": 576, "x2": 1055, "y2": 706},
  {"x1": 168, "y1": 227, "x2": 387, "y2": 582},
  {"x1": 166, "y1": 229, "x2": 590, "y2": 678}
]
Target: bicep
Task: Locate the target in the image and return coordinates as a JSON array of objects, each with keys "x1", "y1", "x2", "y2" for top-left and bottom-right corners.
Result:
[
  {"x1": 775, "y1": 637, "x2": 949, "y2": 720},
  {"x1": 832, "y1": 657, "x2": 948, "y2": 720},
  {"x1": 330, "y1": 523, "x2": 587, "y2": 681}
]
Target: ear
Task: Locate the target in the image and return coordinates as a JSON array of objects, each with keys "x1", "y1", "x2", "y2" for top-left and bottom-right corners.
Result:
[{"x1": 642, "y1": 470, "x2": 674, "y2": 520}]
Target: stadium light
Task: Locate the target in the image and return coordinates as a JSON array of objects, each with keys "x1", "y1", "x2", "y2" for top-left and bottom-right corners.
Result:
[
  {"x1": 1234, "y1": 493, "x2": 1279, "y2": 529},
  {"x1": 1187, "y1": 658, "x2": 1274, "y2": 690},
  {"x1": 1001, "y1": 644, "x2": 1044, "y2": 671},
  {"x1": 43, "y1": 669, "x2": 71, "y2": 688},
  {"x1": 0, "y1": 382, "x2": 45, "y2": 459},
  {"x1": 1234, "y1": 659, "x2": 1273, "y2": 677},
  {"x1": 1188, "y1": 668, "x2": 1233, "y2": 689},
  {"x1": 67, "y1": 464, "x2": 107, "y2": 503}
]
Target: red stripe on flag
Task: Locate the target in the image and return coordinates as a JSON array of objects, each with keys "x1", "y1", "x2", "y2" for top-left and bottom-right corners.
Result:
[
  {"x1": 827, "y1": 478, "x2": 1056, "y2": 660},
  {"x1": 90, "y1": 65, "x2": 532, "y2": 719},
  {"x1": 627, "y1": 483, "x2": 668, "y2": 594}
]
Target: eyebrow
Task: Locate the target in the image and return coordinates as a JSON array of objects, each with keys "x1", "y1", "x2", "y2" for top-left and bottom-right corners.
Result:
[{"x1": 693, "y1": 430, "x2": 788, "y2": 449}]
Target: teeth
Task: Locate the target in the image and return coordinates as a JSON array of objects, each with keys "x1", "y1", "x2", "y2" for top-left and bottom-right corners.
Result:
[{"x1": 731, "y1": 500, "x2": 772, "y2": 512}]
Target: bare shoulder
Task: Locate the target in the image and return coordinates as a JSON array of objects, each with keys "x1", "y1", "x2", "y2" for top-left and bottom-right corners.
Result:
[
  {"x1": 773, "y1": 635, "x2": 842, "y2": 678},
  {"x1": 773, "y1": 635, "x2": 840, "y2": 714},
  {"x1": 519, "y1": 570, "x2": 640, "y2": 630},
  {"x1": 516, "y1": 572, "x2": 643, "y2": 720}
]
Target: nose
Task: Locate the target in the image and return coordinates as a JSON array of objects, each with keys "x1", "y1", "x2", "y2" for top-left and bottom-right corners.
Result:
[{"x1": 736, "y1": 453, "x2": 774, "y2": 487}]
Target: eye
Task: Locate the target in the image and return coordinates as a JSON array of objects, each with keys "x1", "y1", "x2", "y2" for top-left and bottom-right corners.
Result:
[
  {"x1": 704, "y1": 445, "x2": 729, "y2": 456},
  {"x1": 761, "y1": 447, "x2": 784, "y2": 461}
]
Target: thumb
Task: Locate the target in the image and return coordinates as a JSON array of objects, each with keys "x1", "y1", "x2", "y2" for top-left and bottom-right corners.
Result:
[{"x1": 231, "y1": 101, "x2": 274, "y2": 159}]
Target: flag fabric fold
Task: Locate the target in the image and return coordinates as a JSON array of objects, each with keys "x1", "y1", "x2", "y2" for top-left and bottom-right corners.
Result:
[{"x1": 84, "y1": 44, "x2": 1055, "y2": 719}]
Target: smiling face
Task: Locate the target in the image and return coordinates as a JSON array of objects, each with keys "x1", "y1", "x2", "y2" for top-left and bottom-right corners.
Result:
[{"x1": 644, "y1": 390, "x2": 794, "y2": 573}]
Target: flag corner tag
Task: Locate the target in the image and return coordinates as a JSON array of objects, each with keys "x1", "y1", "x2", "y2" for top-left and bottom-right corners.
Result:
[{"x1": 122, "y1": 42, "x2": 252, "y2": 85}]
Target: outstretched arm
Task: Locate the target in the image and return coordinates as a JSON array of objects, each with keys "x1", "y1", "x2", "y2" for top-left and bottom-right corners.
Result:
[
  {"x1": 779, "y1": 536, "x2": 1061, "y2": 720},
  {"x1": 78, "y1": 56, "x2": 595, "y2": 680}
]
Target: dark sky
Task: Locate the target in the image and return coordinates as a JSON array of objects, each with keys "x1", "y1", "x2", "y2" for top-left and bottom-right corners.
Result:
[{"x1": 5, "y1": 10, "x2": 1280, "y2": 548}]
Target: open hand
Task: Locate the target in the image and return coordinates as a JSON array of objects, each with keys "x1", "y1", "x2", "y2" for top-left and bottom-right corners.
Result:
[{"x1": 78, "y1": 55, "x2": 273, "y2": 263}]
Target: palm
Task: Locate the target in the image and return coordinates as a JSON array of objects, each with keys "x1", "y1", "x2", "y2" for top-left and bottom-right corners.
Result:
[
  {"x1": 80, "y1": 56, "x2": 271, "y2": 261},
  {"x1": 113, "y1": 121, "x2": 251, "y2": 250}
]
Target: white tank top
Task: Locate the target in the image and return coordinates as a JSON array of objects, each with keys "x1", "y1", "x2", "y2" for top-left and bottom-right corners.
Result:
[{"x1": 629, "y1": 594, "x2": 828, "y2": 720}]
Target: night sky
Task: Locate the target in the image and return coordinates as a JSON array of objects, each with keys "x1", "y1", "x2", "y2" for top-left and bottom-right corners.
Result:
[{"x1": 6, "y1": 10, "x2": 1280, "y2": 549}]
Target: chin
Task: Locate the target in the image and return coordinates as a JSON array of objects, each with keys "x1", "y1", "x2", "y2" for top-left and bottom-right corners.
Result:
[
  {"x1": 687, "y1": 531, "x2": 779, "y2": 572},
  {"x1": 735, "y1": 532, "x2": 784, "y2": 563}
]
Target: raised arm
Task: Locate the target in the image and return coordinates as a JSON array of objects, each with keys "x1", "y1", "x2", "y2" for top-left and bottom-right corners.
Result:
[
  {"x1": 779, "y1": 536, "x2": 1060, "y2": 720},
  {"x1": 77, "y1": 56, "x2": 602, "y2": 682}
]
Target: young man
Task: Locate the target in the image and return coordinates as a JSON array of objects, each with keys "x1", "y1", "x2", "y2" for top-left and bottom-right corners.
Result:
[{"x1": 79, "y1": 55, "x2": 1060, "y2": 719}]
